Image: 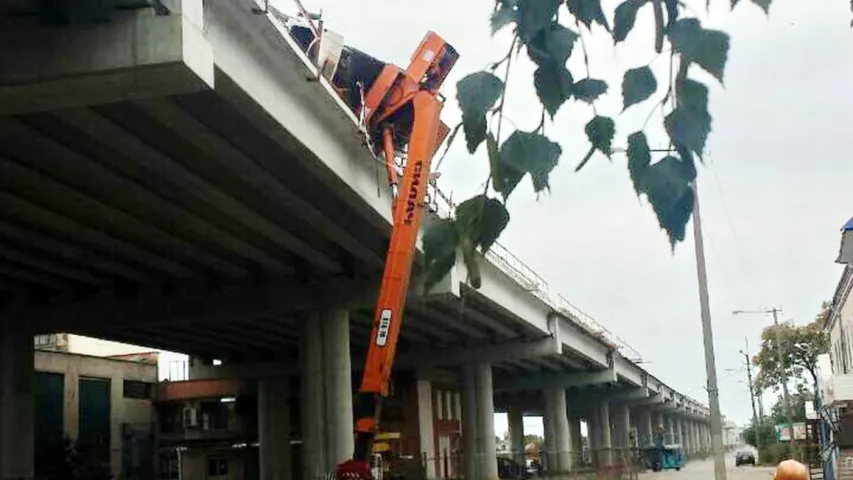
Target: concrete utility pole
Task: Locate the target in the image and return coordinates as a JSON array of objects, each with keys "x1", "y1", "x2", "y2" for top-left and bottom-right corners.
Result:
[
  {"x1": 691, "y1": 180, "x2": 727, "y2": 480},
  {"x1": 740, "y1": 338, "x2": 761, "y2": 454},
  {"x1": 732, "y1": 307, "x2": 794, "y2": 453}
]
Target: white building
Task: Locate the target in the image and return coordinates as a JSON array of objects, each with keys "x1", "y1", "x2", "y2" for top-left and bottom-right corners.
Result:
[{"x1": 820, "y1": 217, "x2": 853, "y2": 480}]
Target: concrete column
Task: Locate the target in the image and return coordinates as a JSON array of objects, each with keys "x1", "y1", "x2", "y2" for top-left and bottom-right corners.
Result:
[
  {"x1": 543, "y1": 388, "x2": 571, "y2": 474},
  {"x1": 322, "y1": 310, "x2": 354, "y2": 470},
  {"x1": 676, "y1": 418, "x2": 684, "y2": 447},
  {"x1": 475, "y1": 364, "x2": 498, "y2": 480},
  {"x1": 259, "y1": 378, "x2": 292, "y2": 480},
  {"x1": 586, "y1": 409, "x2": 600, "y2": 465},
  {"x1": 416, "y1": 379, "x2": 437, "y2": 479},
  {"x1": 690, "y1": 422, "x2": 698, "y2": 453},
  {"x1": 598, "y1": 402, "x2": 613, "y2": 466},
  {"x1": 637, "y1": 409, "x2": 652, "y2": 448},
  {"x1": 507, "y1": 404, "x2": 525, "y2": 467},
  {"x1": 462, "y1": 366, "x2": 479, "y2": 480},
  {"x1": 568, "y1": 415, "x2": 582, "y2": 467},
  {"x1": 300, "y1": 317, "x2": 326, "y2": 480},
  {"x1": 0, "y1": 332, "x2": 34, "y2": 480},
  {"x1": 611, "y1": 404, "x2": 630, "y2": 448}
]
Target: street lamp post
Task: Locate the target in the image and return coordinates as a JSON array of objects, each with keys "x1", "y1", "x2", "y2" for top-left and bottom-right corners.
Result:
[
  {"x1": 610, "y1": 147, "x2": 727, "y2": 480},
  {"x1": 732, "y1": 308, "x2": 794, "y2": 454}
]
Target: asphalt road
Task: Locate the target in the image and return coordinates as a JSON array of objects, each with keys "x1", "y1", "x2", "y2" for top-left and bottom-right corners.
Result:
[{"x1": 638, "y1": 450, "x2": 775, "y2": 480}]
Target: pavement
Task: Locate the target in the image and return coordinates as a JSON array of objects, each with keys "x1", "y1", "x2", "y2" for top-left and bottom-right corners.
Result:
[{"x1": 638, "y1": 450, "x2": 776, "y2": 480}]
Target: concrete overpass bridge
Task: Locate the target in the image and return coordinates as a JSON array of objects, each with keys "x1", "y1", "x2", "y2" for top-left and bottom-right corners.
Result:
[{"x1": 0, "y1": 0, "x2": 713, "y2": 478}]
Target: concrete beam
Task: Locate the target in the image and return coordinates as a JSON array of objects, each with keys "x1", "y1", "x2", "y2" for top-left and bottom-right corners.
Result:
[
  {"x1": 494, "y1": 366, "x2": 617, "y2": 392},
  {"x1": 614, "y1": 353, "x2": 644, "y2": 386},
  {"x1": 13, "y1": 275, "x2": 431, "y2": 332},
  {"x1": 396, "y1": 335, "x2": 560, "y2": 369},
  {"x1": 0, "y1": 0, "x2": 213, "y2": 115}
]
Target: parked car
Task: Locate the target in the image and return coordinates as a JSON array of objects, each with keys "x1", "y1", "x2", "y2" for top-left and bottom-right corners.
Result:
[{"x1": 735, "y1": 451, "x2": 756, "y2": 467}]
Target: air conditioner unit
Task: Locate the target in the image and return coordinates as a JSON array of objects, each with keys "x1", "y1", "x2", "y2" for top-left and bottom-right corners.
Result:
[{"x1": 182, "y1": 406, "x2": 198, "y2": 428}]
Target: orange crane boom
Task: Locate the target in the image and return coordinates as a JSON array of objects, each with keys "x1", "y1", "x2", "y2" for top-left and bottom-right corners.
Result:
[{"x1": 332, "y1": 31, "x2": 459, "y2": 480}]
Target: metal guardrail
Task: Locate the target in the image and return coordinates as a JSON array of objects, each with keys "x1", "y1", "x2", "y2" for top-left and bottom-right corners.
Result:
[{"x1": 430, "y1": 188, "x2": 643, "y2": 362}]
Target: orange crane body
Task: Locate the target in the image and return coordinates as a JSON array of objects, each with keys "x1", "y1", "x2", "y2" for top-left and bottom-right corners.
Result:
[{"x1": 333, "y1": 31, "x2": 459, "y2": 480}]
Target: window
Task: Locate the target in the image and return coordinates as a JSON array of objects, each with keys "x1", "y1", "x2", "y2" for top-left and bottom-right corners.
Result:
[
  {"x1": 34, "y1": 334, "x2": 56, "y2": 347},
  {"x1": 207, "y1": 458, "x2": 228, "y2": 477},
  {"x1": 123, "y1": 380, "x2": 152, "y2": 400}
]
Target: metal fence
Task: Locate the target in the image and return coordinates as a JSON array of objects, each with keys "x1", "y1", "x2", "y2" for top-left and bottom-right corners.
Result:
[{"x1": 429, "y1": 187, "x2": 643, "y2": 362}]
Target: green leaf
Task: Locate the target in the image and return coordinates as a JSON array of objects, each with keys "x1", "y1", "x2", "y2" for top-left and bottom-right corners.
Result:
[
  {"x1": 626, "y1": 131, "x2": 651, "y2": 195},
  {"x1": 751, "y1": 0, "x2": 772, "y2": 13},
  {"x1": 491, "y1": 0, "x2": 519, "y2": 34},
  {"x1": 572, "y1": 78, "x2": 608, "y2": 103},
  {"x1": 486, "y1": 133, "x2": 506, "y2": 196},
  {"x1": 456, "y1": 72, "x2": 504, "y2": 153},
  {"x1": 613, "y1": 0, "x2": 648, "y2": 43},
  {"x1": 641, "y1": 156, "x2": 695, "y2": 247},
  {"x1": 534, "y1": 65, "x2": 573, "y2": 118},
  {"x1": 454, "y1": 194, "x2": 511, "y2": 253},
  {"x1": 422, "y1": 217, "x2": 460, "y2": 290},
  {"x1": 566, "y1": 0, "x2": 611, "y2": 32},
  {"x1": 664, "y1": 78, "x2": 711, "y2": 157},
  {"x1": 544, "y1": 24, "x2": 580, "y2": 66},
  {"x1": 525, "y1": 23, "x2": 579, "y2": 69},
  {"x1": 621, "y1": 66, "x2": 657, "y2": 111},
  {"x1": 500, "y1": 131, "x2": 562, "y2": 193},
  {"x1": 517, "y1": 0, "x2": 563, "y2": 41},
  {"x1": 486, "y1": 132, "x2": 525, "y2": 202},
  {"x1": 585, "y1": 115, "x2": 615, "y2": 156},
  {"x1": 667, "y1": 18, "x2": 731, "y2": 83},
  {"x1": 576, "y1": 116, "x2": 615, "y2": 172}
]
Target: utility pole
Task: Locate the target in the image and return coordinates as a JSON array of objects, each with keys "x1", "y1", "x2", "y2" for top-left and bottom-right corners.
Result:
[
  {"x1": 740, "y1": 338, "x2": 760, "y2": 453},
  {"x1": 691, "y1": 180, "x2": 727, "y2": 480},
  {"x1": 732, "y1": 307, "x2": 794, "y2": 454},
  {"x1": 769, "y1": 307, "x2": 795, "y2": 452}
]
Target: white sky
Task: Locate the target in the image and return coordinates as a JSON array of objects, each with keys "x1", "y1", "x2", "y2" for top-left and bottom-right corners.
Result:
[{"x1": 265, "y1": 0, "x2": 853, "y2": 430}]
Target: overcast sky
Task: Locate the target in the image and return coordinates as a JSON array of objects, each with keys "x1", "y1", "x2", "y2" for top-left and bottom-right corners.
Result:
[{"x1": 270, "y1": 0, "x2": 853, "y2": 431}]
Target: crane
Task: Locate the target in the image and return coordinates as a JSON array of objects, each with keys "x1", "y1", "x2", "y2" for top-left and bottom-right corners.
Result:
[
  {"x1": 336, "y1": 31, "x2": 459, "y2": 480},
  {"x1": 277, "y1": 13, "x2": 460, "y2": 480}
]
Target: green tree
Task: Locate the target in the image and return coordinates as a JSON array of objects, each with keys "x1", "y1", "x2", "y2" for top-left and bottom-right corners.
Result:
[
  {"x1": 742, "y1": 420, "x2": 778, "y2": 449},
  {"x1": 752, "y1": 308, "x2": 830, "y2": 396},
  {"x1": 769, "y1": 384, "x2": 814, "y2": 424},
  {"x1": 421, "y1": 0, "x2": 777, "y2": 289}
]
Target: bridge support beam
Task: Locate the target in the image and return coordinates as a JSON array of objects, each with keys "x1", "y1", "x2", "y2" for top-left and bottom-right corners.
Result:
[{"x1": 0, "y1": 331, "x2": 34, "y2": 480}]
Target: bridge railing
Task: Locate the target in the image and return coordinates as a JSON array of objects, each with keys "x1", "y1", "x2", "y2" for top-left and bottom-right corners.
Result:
[{"x1": 429, "y1": 186, "x2": 643, "y2": 362}]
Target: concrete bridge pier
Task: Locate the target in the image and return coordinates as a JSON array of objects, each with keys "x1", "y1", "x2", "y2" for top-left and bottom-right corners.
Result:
[
  {"x1": 636, "y1": 407, "x2": 652, "y2": 447},
  {"x1": 610, "y1": 403, "x2": 631, "y2": 460},
  {"x1": 542, "y1": 388, "x2": 571, "y2": 476},
  {"x1": 595, "y1": 401, "x2": 613, "y2": 466},
  {"x1": 299, "y1": 309, "x2": 354, "y2": 479},
  {"x1": 0, "y1": 331, "x2": 34, "y2": 480},
  {"x1": 507, "y1": 403, "x2": 525, "y2": 468},
  {"x1": 462, "y1": 363, "x2": 498, "y2": 480},
  {"x1": 258, "y1": 377, "x2": 292, "y2": 480}
]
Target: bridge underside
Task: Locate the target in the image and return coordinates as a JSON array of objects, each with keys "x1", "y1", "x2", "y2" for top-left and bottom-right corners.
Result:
[{"x1": 0, "y1": 0, "x2": 598, "y2": 377}]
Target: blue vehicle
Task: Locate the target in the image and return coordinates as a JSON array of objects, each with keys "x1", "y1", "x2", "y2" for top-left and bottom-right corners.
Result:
[{"x1": 641, "y1": 431, "x2": 686, "y2": 472}]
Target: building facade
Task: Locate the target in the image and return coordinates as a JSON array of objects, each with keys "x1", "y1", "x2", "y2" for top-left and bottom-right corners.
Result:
[{"x1": 33, "y1": 349, "x2": 158, "y2": 480}]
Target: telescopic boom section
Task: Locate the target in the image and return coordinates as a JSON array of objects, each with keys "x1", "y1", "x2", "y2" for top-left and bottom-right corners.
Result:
[{"x1": 335, "y1": 32, "x2": 458, "y2": 480}]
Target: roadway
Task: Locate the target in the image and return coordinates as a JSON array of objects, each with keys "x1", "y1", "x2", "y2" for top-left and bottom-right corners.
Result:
[{"x1": 640, "y1": 449, "x2": 774, "y2": 480}]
